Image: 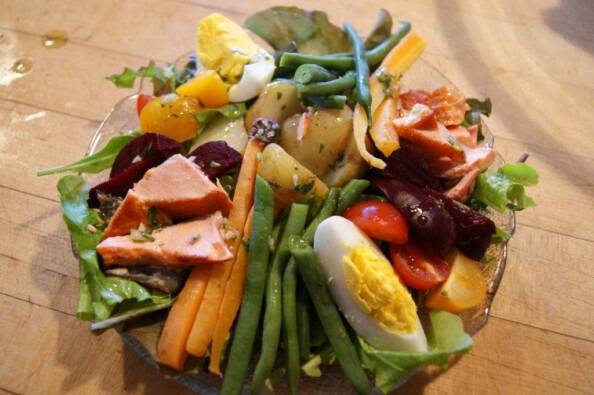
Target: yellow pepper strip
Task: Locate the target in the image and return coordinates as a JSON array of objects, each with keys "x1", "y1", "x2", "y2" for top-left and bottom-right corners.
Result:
[{"x1": 353, "y1": 103, "x2": 387, "y2": 169}]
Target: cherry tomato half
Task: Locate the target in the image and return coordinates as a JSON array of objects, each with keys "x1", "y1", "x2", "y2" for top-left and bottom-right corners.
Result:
[
  {"x1": 136, "y1": 94, "x2": 153, "y2": 117},
  {"x1": 343, "y1": 200, "x2": 409, "y2": 244},
  {"x1": 390, "y1": 240, "x2": 451, "y2": 290}
]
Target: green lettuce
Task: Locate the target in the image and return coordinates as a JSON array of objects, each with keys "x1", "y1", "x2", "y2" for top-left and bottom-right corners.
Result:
[
  {"x1": 359, "y1": 311, "x2": 472, "y2": 393},
  {"x1": 364, "y1": 9, "x2": 393, "y2": 49},
  {"x1": 244, "y1": 7, "x2": 352, "y2": 55},
  {"x1": 58, "y1": 175, "x2": 172, "y2": 321},
  {"x1": 195, "y1": 103, "x2": 247, "y2": 133},
  {"x1": 37, "y1": 133, "x2": 137, "y2": 176},
  {"x1": 471, "y1": 163, "x2": 539, "y2": 212}
]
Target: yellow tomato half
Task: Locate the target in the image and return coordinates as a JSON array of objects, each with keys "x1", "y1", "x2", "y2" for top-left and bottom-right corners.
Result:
[
  {"x1": 139, "y1": 95, "x2": 201, "y2": 142},
  {"x1": 176, "y1": 71, "x2": 229, "y2": 108},
  {"x1": 425, "y1": 250, "x2": 487, "y2": 313}
]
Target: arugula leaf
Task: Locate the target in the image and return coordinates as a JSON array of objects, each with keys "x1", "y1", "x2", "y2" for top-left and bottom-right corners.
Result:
[
  {"x1": 359, "y1": 311, "x2": 472, "y2": 393},
  {"x1": 499, "y1": 163, "x2": 539, "y2": 186},
  {"x1": 58, "y1": 175, "x2": 172, "y2": 321},
  {"x1": 491, "y1": 227, "x2": 511, "y2": 244},
  {"x1": 106, "y1": 61, "x2": 178, "y2": 96},
  {"x1": 195, "y1": 103, "x2": 247, "y2": 133},
  {"x1": 471, "y1": 163, "x2": 539, "y2": 212},
  {"x1": 364, "y1": 9, "x2": 393, "y2": 49},
  {"x1": 245, "y1": 7, "x2": 352, "y2": 55},
  {"x1": 37, "y1": 134, "x2": 136, "y2": 176}
]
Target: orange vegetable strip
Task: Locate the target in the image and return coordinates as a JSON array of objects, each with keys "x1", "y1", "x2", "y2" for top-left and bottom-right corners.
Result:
[
  {"x1": 370, "y1": 97, "x2": 400, "y2": 157},
  {"x1": 156, "y1": 265, "x2": 211, "y2": 370},
  {"x1": 186, "y1": 139, "x2": 263, "y2": 357},
  {"x1": 208, "y1": 208, "x2": 254, "y2": 375}
]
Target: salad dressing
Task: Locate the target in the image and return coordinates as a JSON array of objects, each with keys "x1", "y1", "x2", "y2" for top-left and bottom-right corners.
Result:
[
  {"x1": 10, "y1": 58, "x2": 32, "y2": 74},
  {"x1": 42, "y1": 30, "x2": 68, "y2": 49}
]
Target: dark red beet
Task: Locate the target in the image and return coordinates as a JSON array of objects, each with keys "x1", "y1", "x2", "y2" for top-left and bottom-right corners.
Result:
[
  {"x1": 110, "y1": 133, "x2": 180, "y2": 177},
  {"x1": 188, "y1": 141, "x2": 242, "y2": 179},
  {"x1": 374, "y1": 178, "x2": 456, "y2": 257},
  {"x1": 379, "y1": 144, "x2": 443, "y2": 190},
  {"x1": 89, "y1": 133, "x2": 181, "y2": 206},
  {"x1": 425, "y1": 189, "x2": 496, "y2": 260}
]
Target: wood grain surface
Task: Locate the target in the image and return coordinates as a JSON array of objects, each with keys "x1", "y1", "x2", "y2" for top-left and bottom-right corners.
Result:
[{"x1": 1, "y1": 0, "x2": 592, "y2": 394}]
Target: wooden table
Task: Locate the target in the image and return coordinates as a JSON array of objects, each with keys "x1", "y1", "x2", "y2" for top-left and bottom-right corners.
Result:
[{"x1": 1, "y1": 0, "x2": 592, "y2": 394}]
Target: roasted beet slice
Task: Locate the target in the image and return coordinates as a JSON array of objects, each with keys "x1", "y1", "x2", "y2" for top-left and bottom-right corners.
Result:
[
  {"x1": 110, "y1": 133, "x2": 180, "y2": 177},
  {"x1": 188, "y1": 141, "x2": 242, "y2": 179},
  {"x1": 425, "y1": 189, "x2": 496, "y2": 260},
  {"x1": 374, "y1": 178, "x2": 456, "y2": 257},
  {"x1": 379, "y1": 144, "x2": 443, "y2": 190}
]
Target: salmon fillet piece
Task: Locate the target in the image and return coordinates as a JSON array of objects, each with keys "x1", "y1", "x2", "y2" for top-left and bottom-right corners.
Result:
[
  {"x1": 395, "y1": 124, "x2": 466, "y2": 163},
  {"x1": 134, "y1": 154, "x2": 232, "y2": 218},
  {"x1": 447, "y1": 125, "x2": 477, "y2": 148},
  {"x1": 102, "y1": 154, "x2": 232, "y2": 238},
  {"x1": 103, "y1": 191, "x2": 172, "y2": 239},
  {"x1": 97, "y1": 212, "x2": 232, "y2": 268}
]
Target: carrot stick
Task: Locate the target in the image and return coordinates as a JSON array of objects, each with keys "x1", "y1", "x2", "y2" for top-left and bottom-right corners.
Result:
[
  {"x1": 156, "y1": 265, "x2": 211, "y2": 370},
  {"x1": 186, "y1": 139, "x2": 263, "y2": 357},
  {"x1": 208, "y1": 209, "x2": 254, "y2": 375},
  {"x1": 370, "y1": 97, "x2": 399, "y2": 157}
]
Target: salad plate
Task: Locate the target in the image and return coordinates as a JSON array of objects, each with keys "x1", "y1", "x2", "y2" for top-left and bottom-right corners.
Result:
[
  {"x1": 85, "y1": 56, "x2": 514, "y2": 393},
  {"x1": 40, "y1": 8, "x2": 539, "y2": 395}
]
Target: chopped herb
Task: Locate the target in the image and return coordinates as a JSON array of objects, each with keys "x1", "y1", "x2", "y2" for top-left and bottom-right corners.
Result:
[
  {"x1": 294, "y1": 179, "x2": 315, "y2": 194},
  {"x1": 377, "y1": 69, "x2": 399, "y2": 97},
  {"x1": 328, "y1": 151, "x2": 345, "y2": 171},
  {"x1": 276, "y1": 91, "x2": 283, "y2": 100},
  {"x1": 446, "y1": 135, "x2": 463, "y2": 151},
  {"x1": 130, "y1": 223, "x2": 155, "y2": 242},
  {"x1": 190, "y1": 234, "x2": 201, "y2": 245},
  {"x1": 281, "y1": 104, "x2": 287, "y2": 110},
  {"x1": 318, "y1": 143, "x2": 325, "y2": 153}
]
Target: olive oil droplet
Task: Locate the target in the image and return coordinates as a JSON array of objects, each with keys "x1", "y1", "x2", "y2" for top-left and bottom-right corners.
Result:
[
  {"x1": 42, "y1": 30, "x2": 68, "y2": 49},
  {"x1": 11, "y1": 58, "x2": 32, "y2": 74}
]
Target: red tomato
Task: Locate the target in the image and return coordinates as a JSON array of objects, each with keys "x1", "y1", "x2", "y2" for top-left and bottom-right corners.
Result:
[
  {"x1": 390, "y1": 240, "x2": 451, "y2": 290},
  {"x1": 343, "y1": 201, "x2": 409, "y2": 244},
  {"x1": 136, "y1": 94, "x2": 153, "y2": 117}
]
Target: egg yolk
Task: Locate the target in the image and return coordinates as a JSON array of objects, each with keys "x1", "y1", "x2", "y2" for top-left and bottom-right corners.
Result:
[
  {"x1": 343, "y1": 246, "x2": 418, "y2": 334},
  {"x1": 197, "y1": 13, "x2": 258, "y2": 83}
]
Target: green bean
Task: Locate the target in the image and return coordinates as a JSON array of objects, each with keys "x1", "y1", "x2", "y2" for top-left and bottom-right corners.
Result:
[
  {"x1": 289, "y1": 237, "x2": 371, "y2": 395},
  {"x1": 279, "y1": 21, "x2": 411, "y2": 70},
  {"x1": 302, "y1": 95, "x2": 347, "y2": 109},
  {"x1": 220, "y1": 176, "x2": 275, "y2": 395},
  {"x1": 302, "y1": 187, "x2": 340, "y2": 244},
  {"x1": 298, "y1": 71, "x2": 356, "y2": 98},
  {"x1": 294, "y1": 64, "x2": 337, "y2": 84},
  {"x1": 283, "y1": 259, "x2": 300, "y2": 395},
  {"x1": 296, "y1": 284, "x2": 311, "y2": 360},
  {"x1": 251, "y1": 203, "x2": 309, "y2": 395},
  {"x1": 280, "y1": 52, "x2": 354, "y2": 71},
  {"x1": 336, "y1": 179, "x2": 371, "y2": 214},
  {"x1": 366, "y1": 21, "x2": 412, "y2": 66},
  {"x1": 344, "y1": 23, "x2": 371, "y2": 120}
]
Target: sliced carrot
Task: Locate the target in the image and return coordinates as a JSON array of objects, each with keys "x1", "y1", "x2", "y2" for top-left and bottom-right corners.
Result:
[
  {"x1": 208, "y1": 208, "x2": 254, "y2": 375},
  {"x1": 186, "y1": 139, "x2": 263, "y2": 357},
  {"x1": 370, "y1": 97, "x2": 399, "y2": 157},
  {"x1": 369, "y1": 32, "x2": 427, "y2": 153},
  {"x1": 156, "y1": 265, "x2": 211, "y2": 370}
]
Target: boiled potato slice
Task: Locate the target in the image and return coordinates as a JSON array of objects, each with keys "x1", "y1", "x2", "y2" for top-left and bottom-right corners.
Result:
[
  {"x1": 280, "y1": 107, "x2": 353, "y2": 179},
  {"x1": 257, "y1": 143, "x2": 328, "y2": 209},
  {"x1": 190, "y1": 116, "x2": 248, "y2": 154},
  {"x1": 245, "y1": 81, "x2": 302, "y2": 129},
  {"x1": 322, "y1": 132, "x2": 369, "y2": 187}
]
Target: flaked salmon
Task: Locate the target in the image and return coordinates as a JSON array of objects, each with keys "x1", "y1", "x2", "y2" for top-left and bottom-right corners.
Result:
[
  {"x1": 97, "y1": 212, "x2": 232, "y2": 268},
  {"x1": 103, "y1": 154, "x2": 232, "y2": 238}
]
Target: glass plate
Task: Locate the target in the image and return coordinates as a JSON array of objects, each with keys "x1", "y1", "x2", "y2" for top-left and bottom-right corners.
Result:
[{"x1": 84, "y1": 55, "x2": 515, "y2": 394}]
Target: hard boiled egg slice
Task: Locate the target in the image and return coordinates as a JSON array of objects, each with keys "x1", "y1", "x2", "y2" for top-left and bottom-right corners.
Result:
[
  {"x1": 228, "y1": 52, "x2": 275, "y2": 102},
  {"x1": 314, "y1": 216, "x2": 428, "y2": 353}
]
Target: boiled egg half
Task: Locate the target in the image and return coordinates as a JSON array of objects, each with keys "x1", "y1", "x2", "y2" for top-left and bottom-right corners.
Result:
[{"x1": 314, "y1": 216, "x2": 428, "y2": 352}]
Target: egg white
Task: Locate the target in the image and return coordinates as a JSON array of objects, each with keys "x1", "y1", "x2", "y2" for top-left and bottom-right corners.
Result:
[
  {"x1": 228, "y1": 53, "x2": 275, "y2": 102},
  {"x1": 314, "y1": 216, "x2": 428, "y2": 353}
]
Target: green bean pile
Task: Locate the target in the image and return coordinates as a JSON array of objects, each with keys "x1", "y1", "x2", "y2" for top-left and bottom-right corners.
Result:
[{"x1": 221, "y1": 179, "x2": 371, "y2": 395}]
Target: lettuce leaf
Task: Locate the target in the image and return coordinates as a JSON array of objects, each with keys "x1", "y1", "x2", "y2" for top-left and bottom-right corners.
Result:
[
  {"x1": 37, "y1": 134, "x2": 137, "y2": 176},
  {"x1": 359, "y1": 311, "x2": 472, "y2": 393},
  {"x1": 244, "y1": 7, "x2": 352, "y2": 55},
  {"x1": 58, "y1": 175, "x2": 172, "y2": 321},
  {"x1": 471, "y1": 163, "x2": 538, "y2": 212},
  {"x1": 195, "y1": 103, "x2": 246, "y2": 133}
]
